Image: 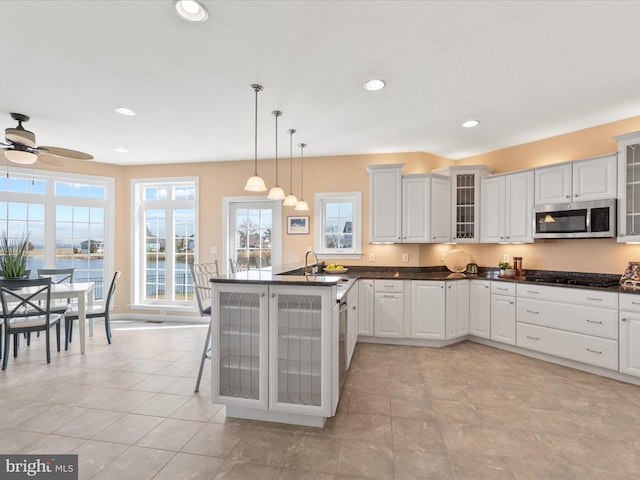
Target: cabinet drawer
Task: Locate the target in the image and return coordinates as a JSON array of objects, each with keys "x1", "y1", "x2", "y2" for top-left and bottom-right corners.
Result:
[
  {"x1": 620, "y1": 293, "x2": 640, "y2": 312},
  {"x1": 517, "y1": 284, "x2": 617, "y2": 309},
  {"x1": 374, "y1": 279, "x2": 404, "y2": 293},
  {"x1": 491, "y1": 281, "x2": 515, "y2": 296},
  {"x1": 517, "y1": 298, "x2": 617, "y2": 340},
  {"x1": 516, "y1": 322, "x2": 618, "y2": 370}
]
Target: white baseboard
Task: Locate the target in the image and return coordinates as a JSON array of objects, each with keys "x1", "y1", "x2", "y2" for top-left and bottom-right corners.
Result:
[{"x1": 111, "y1": 313, "x2": 208, "y2": 324}]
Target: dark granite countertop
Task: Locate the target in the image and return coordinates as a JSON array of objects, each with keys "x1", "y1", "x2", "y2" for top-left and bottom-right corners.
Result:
[{"x1": 211, "y1": 265, "x2": 639, "y2": 295}]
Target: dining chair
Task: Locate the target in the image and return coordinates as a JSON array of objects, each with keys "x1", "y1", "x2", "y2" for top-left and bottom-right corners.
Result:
[
  {"x1": 190, "y1": 260, "x2": 219, "y2": 393},
  {"x1": 0, "y1": 277, "x2": 61, "y2": 370},
  {"x1": 65, "y1": 270, "x2": 120, "y2": 350},
  {"x1": 33, "y1": 268, "x2": 74, "y2": 345}
]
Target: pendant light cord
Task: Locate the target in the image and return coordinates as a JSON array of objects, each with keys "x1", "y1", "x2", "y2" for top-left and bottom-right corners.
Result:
[
  {"x1": 272, "y1": 110, "x2": 282, "y2": 185},
  {"x1": 288, "y1": 129, "x2": 296, "y2": 192},
  {"x1": 299, "y1": 143, "x2": 307, "y2": 198},
  {"x1": 250, "y1": 84, "x2": 263, "y2": 176}
]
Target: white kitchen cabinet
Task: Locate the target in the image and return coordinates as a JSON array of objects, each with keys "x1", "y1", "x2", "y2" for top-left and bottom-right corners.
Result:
[
  {"x1": 212, "y1": 283, "x2": 269, "y2": 410},
  {"x1": 433, "y1": 165, "x2": 493, "y2": 243},
  {"x1": 358, "y1": 279, "x2": 374, "y2": 336},
  {"x1": 410, "y1": 281, "x2": 445, "y2": 339},
  {"x1": 534, "y1": 154, "x2": 616, "y2": 205},
  {"x1": 469, "y1": 280, "x2": 491, "y2": 338},
  {"x1": 373, "y1": 280, "x2": 404, "y2": 338},
  {"x1": 212, "y1": 282, "x2": 337, "y2": 427},
  {"x1": 446, "y1": 280, "x2": 469, "y2": 339},
  {"x1": 367, "y1": 164, "x2": 403, "y2": 243},
  {"x1": 490, "y1": 281, "x2": 516, "y2": 345},
  {"x1": 614, "y1": 131, "x2": 640, "y2": 242},
  {"x1": 401, "y1": 174, "x2": 451, "y2": 243},
  {"x1": 619, "y1": 293, "x2": 640, "y2": 377},
  {"x1": 345, "y1": 285, "x2": 359, "y2": 369},
  {"x1": 481, "y1": 171, "x2": 534, "y2": 243}
]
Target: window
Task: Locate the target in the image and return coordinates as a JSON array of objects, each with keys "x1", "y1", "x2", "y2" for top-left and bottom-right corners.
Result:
[
  {"x1": 0, "y1": 167, "x2": 113, "y2": 301},
  {"x1": 314, "y1": 192, "x2": 362, "y2": 258},
  {"x1": 223, "y1": 197, "x2": 281, "y2": 273},
  {"x1": 132, "y1": 179, "x2": 197, "y2": 308}
]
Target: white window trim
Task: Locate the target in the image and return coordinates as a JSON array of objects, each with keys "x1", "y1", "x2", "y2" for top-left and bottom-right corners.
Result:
[
  {"x1": 314, "y1": 191, "x2": 362, "y2": 260},
  {"x1": 222, "y1": 196, "x2": 282, "y2": 275},
  {"x1": 0, "y1": 165, "x2": 114, "y2": 304},
  {"x1": 130, "y1": 177, "x2": 199, "y2": 310}
]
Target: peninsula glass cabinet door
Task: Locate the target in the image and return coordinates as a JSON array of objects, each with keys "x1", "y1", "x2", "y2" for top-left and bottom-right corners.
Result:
[
  {"x1": 212, "y1": 283, "x2": 268, "y2": 410},
  {"x1": 269, "y1": 285, "x2": 333, "y2": 417}
]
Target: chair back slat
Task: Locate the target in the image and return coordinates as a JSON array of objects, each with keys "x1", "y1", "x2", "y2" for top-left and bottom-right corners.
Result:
[
  {"x1": 190, "y1": 261, "x2": 218, "y2": 316},
  {"x1": 0, "y1": 278, "x2": 52, "y2": 323},
  {"x1": 37, "y1": 268, "x2": 74, "y2": 284}
]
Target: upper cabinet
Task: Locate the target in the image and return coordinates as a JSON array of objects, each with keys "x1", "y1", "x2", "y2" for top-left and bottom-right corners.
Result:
[
  {"x1": 614, "y1": 131, "x2": 640, "y2": 242},
  {"x1": 367, "y1": 164, "x2": 403, "y2": 243},
  {"x1": 367, "y1": 165, "x2": 451, "y2": 243},
  {"x1": 481, "y1": 171, "x2": 534, "y2": 243},
  {"x1": 433, "y1": 165, "x2": 493, "y2": 243},
  {"x1": 401, "y1": 174, "x2": 451, "y2": 243},
  {"x1": 534, "y1": 154, "x2": 616, "y2": 205}
]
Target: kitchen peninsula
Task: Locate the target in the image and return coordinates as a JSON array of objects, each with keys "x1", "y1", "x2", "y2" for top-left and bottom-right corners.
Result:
[{"x1": 210, "y1": 264, "x2": 640, "y2": 426}]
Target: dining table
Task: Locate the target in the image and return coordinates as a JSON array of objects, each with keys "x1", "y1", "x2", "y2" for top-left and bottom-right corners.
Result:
[{"x1": 14, "y1": 281, "x2": 95, "y2": 354}]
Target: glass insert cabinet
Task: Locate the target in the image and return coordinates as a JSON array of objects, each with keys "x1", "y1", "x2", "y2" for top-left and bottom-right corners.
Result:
[{"x1": 211, "y1": 281, "x2": 338, "y2": 427}]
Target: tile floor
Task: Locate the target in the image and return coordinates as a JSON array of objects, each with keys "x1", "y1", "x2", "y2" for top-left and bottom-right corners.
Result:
[{"x1": 1, "y1": 320, "x2": 640, "y2": 479}]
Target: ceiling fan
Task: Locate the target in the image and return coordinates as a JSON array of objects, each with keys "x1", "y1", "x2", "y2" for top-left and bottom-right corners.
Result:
[{"x1": 1, "y1": 113, "x2": 93, "y2": 166}]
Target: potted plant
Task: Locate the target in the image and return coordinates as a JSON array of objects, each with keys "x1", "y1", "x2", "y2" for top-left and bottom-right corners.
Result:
[
  {"x1": 498, "y1": 261, "x2": 512, "y2": 277},
  {"x1": 0, "y1": 231, "x2": 30, "y2": 279}
]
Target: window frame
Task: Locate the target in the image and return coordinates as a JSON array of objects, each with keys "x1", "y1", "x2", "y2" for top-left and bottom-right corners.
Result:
[
  {"x1": 222, "y1": 196, "x2": 282, "y2": 274},
  {"x1": 0, "y1": 165, "x2": 114, "y2": 303},
  {"x1": 314, "y1": 191, "x2": 362, "y2": 259},
  {"x1": 131, "y1": 177, "x2": 198, "y2": 310}
]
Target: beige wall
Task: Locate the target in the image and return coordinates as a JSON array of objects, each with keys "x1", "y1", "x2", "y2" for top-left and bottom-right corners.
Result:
[{"x1": 44, "y1": 114, "x2": 640, "y2": 316}]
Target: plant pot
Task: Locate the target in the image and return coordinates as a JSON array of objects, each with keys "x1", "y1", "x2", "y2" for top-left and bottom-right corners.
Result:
[{"x1": 504, "y1": 269, "x2": 516, "y2": 277}]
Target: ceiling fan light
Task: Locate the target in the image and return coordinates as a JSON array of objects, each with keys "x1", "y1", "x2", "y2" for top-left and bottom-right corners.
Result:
[
  {"x1": 244, "y1": 175, "x2": 267, "y2": 192},
  {"x1": 5, "y1": 150, "x2": 37, "y2": 165},
  {"x1": 295, "y1": 199, "x2": 309, "y2": 211},
  {"x1": 175, "y1": 0, "x2": 208, "y2": 23},
  {"x1": 268, "y1": 185, "x2": 286, "y2": 200},
  {"x1": 283, "y1": 194, "x2": 298, "y2": 206}
]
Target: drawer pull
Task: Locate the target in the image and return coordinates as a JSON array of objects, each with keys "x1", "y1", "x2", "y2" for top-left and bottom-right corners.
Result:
[
  {"x1": 497, "y1": 287, "x2": 508, "y2": 291},
  {"x1": 632, "y1": 302, "x2": 640, "y2": 305},
  {"x1": 586, "y1": 297, "x2": 603, "y2": 301},
  {"x1": 382, "y1": 294, "x2": 396, "y2": 298},
  {"x1": 383, "y1": 284, "x2": 395, "y2": 288},
  {"x1": 585, "y1": 319, "x2": 603, "y2": 324},
  {"x1": 586, "y1": 348, "x2": 603, "y2": 354},
  {"x1": 526, "y1": 310, "x2": 539, "y2": 315},
  {"x1": 526, "y1": 335, "x2": 540, "y2": 340},
  {"x1": 526, "y1": 290, "x2": 540, "y2": 294}
]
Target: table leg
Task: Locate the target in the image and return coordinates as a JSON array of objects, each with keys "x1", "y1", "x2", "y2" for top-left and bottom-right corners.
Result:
[{"x1": 78, "y1": 293, "x2": 86, "y2": 354}]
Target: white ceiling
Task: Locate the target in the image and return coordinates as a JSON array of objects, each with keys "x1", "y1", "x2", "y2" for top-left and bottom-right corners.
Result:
[{"x1": 1, "y1": 0, "x2": 640, "y2": 166}]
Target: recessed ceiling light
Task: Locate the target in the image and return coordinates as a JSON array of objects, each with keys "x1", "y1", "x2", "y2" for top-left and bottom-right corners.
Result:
[
  {"x1": 364, "y1": 79, "x2": 386, "y2": 91},
  {"x1": 115, "y1": 107, "x2": 136, "y2": 116},
  {"x1": 174, "y1": 0, "x2": 208, "y2": 23},
  {"x1": 115, "y1": 147, "x2": 128, "y2": 153},
  {"x1": 462, "y1": 120, "x2": 480, "y2": 128}
]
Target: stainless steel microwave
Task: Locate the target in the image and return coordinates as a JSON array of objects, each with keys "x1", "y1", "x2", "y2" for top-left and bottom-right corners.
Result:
[{"x1": 534, "y1": 199, "x2": 616, "y2": 239}]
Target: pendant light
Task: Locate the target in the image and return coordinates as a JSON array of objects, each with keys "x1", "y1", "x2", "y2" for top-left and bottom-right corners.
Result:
[
  {"x1": 267, "y1": 110, "x2": 286, "y2": 200},
  {"x1": 283, "y1": 128, "x2": 299, "y2": 206},
  {"x1": 295, "y1": 143, "x2": 309, "y2": 211},
  {"x1": 244, "y1": 84, "x2": 267, "y2": 192}
]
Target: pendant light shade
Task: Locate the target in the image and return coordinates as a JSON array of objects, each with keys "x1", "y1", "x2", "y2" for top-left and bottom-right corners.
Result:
[
  {"x1": 244, "y1": 84, "x2": 267, "y2": 192},
  {"x1": 267, "y1": 110, "x2": 286, "y2": 200},
  {"x1": 295, "y1": 143, "x2": 309, "y2": 211},
  {"x1": 283, "y1": 128, "x2": 299, "y2": 206}
]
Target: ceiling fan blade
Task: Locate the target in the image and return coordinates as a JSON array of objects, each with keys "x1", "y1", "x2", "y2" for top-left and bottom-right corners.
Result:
[
  {"x1": 36, "y1": 153, "x2": 66, "y2": 167},
  {"x1": 38, "y1": 146, "x2": 93, "y2": 160}
]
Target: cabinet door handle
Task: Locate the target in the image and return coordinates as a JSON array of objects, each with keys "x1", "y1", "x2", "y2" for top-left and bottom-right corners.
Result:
[
  {"x1": 526, "y1": 335, "x2": 540, "y2": 340},
  {"x1": 352, "y1": 305, "x2": 357, "y2": 310},
  {"x1": 585, "y1": 319, "x2": 603, "y2": 324},
  {"x1": 622, "y1": 318, "x2": 627, "y2": 322},
  {"x1": 574, "y1": 194, "x2": 579, "y2": 197},
  {"x1": 566, "y1": 195, "x2": 570, "y2": 199},
  {"x1": 586, "y1": 297, "x2": 603, "y2": 301},
  {"x1": 509, "y1": 301, "x2": 514, "y2": 305},
  {"x1": 526, "y1": 290, "x2": 540, "y2": 294},
  {"x1": 526, "y1": 310, "x2": 539, "y2": 314},
  {"x1": 586, "y1": 348, "x2": 603, "y2": 354},
  {"x1": 270, "y1": 293, "x2": 275, "y2": 297},
  {"x1": 484, "y1": 285, "x2": 489, "y2": 289}
]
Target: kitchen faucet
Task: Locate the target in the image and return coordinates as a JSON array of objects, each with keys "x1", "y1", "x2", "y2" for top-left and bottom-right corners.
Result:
[{"x1": 304, "y1": 249, "x2": 319, "y2": 278}]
